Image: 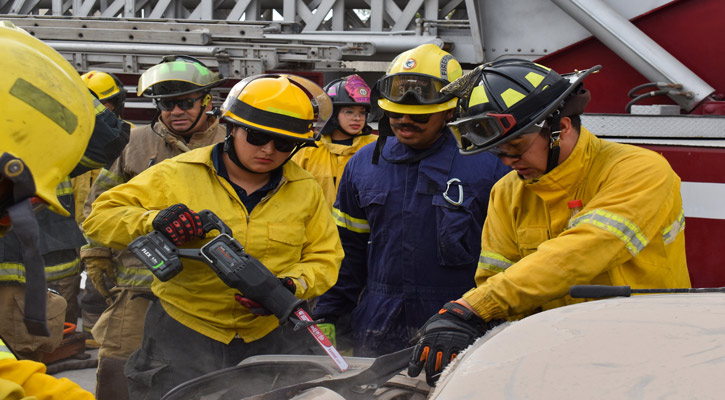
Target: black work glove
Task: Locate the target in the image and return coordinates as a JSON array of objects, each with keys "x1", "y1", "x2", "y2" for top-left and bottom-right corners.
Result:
[
  {"x1": 234, "y1": 277, "x2": 297, "y2": 316},
  {"x1": 152, "y1": 204, "x2": 204, "y2": 247},
  {"x1": 408, "y1": 301, "x2": 501, "y2": 386}
]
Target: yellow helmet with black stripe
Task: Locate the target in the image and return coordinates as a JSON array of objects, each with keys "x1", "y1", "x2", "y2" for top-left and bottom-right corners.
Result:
[
  {"x1": 1, "y1": 21, "x2": 95, "y2": 216},
  {"x1": 220, "y1": 74, "x2": 332, "y2": 144}
]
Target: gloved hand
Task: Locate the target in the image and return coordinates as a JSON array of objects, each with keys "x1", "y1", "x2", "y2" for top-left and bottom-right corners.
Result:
[
  {"x1": 408, "y1": 301, "x2": 500, "y2": 386},
  {"x1": 317, "y1": 323, "x2": 336, "y2": 347},
  {"x1": 234, "y1": 277, "x2": 297, "y2": 316},
  {"x1": 152, "y1": 203, "x2": 204, "y2": 246},
  {"x1": 84, "y1": 256, "x2": 116, "y2": 304}
]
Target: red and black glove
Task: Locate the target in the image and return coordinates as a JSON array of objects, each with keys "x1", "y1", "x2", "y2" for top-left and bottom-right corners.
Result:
[
  {"x1": 408, "y1": 301, "x2": 503, "y2": 386},
  {"x1": 152, "y1": 204, "x2": 204, "y2": 247},
  {"x1": 234, "y1": 277, "x2": 297, "y2": 316}
]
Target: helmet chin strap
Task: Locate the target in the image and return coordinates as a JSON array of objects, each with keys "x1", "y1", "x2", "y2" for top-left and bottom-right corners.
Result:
[{"x1": 545, "y1": 115, "x2": 562, "y2": 174}]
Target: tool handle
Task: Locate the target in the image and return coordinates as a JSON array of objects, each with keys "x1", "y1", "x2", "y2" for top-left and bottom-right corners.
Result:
[
  {"x1": 198, "y1": 210, "x2": 232, "y2": 236},
  {"x1": 569, "y1": 285, "x2": 632, "y2": 298}
]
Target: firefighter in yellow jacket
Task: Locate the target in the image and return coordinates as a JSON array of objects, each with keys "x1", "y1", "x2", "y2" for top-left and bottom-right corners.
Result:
[
  {"x1": 83, "y1": 74, "x2": 343, "y2": 399},
  {"x1": 408, "y1": 59, "x2": 691, "y2": 386},
  {"x1": 80, "y1": 56, "x2": 227, "y2": 400},
  {"x1": 292, "y1": 74, "x2": 377, "y2": 209}
]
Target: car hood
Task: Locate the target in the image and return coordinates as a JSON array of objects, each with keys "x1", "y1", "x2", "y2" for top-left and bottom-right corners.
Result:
[{"x1": 432, "y1": 293, "x2": 725, "y2": 399}]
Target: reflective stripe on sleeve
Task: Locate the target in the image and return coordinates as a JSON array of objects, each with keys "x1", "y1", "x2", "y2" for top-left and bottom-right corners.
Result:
[
  {"x1": 331, "y1": 208, "x2": 370, "y2": 233},
  {"x1": 569, "y1": 209, "x2": 649, "y2": 256},
  {"x1": 116, "y1": 265, "x2": 154, "y2": 288},
  {"x1": 662, "y1": 209, "x2": 685, "y2": 245},
  {"x1": 78, "y1": 155, "x2": 106, "y2": 170},
  {"x1": 94, "y1": 168, "x2": 124, "y2": 190},
  {"x1": 478, "y1": 251, "x2": 514, "y2": 273},
  {"x1": 0, "y1": 339, "x2": 17, "y2": 360},
  {"x1": 56, "y1": 176, "x2": 74, "y2": 196}
]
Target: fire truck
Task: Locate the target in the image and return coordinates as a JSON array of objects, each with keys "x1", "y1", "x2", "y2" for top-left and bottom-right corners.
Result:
[
  {"x1": 3, "y1": 0, "x2": 722, "y2": 289},
  {"x1": 3, "y1": 0, "x2": 724, "y2": 397}
]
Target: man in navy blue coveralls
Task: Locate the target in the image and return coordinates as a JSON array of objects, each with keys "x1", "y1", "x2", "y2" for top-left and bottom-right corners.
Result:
[{"x1": 313, "y1": 44, "x2": 510, "y2": 357}]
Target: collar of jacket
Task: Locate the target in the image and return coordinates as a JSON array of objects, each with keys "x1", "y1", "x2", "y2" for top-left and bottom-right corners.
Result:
[
  {"x1": 524, "y1": 127, "x2": 600, "y2": 203},
  {"x1": 156, "y1": 117, "x2": 220, "y2": 152},
  {"x1": 173, "y1": 143, "x2": 315, "y2": 185}
]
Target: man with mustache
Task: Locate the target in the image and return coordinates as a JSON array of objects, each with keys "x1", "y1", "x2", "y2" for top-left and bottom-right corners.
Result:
[{"x1": 313, "y1": 44, "x2": 510, "y2": 357}]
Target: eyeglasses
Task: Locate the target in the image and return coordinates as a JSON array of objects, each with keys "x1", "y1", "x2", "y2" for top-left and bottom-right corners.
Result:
[
  {"x1": 340, "y1": 109, "x2": 367, "y2": 120},
  {"x1": 156, "y1": 95, "x2": 204, "y2": 111},
  {"x1": 488, "y1": 131, "x2": 542, "y2": 159},
  {"x1": 384, "y1": 110, "x2": 432, "y2": 124},
  {"x1": 243, "y1": 127, "x2": 300, "y2": 152},
  {"x1": 378, "y1": 73, "x2": 452, "y2": 105}
]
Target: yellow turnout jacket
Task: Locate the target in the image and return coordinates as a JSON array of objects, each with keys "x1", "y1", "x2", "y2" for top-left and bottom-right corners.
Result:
[
  {"x1": 83, "y1": 145, "x2": 343, "y2": 343},
  {"x1": 463, "y1": 128, "x2": 690, "y2": 321},
  {"x1": 292, "y1": 134, "x2": 377, "y2": 209}
]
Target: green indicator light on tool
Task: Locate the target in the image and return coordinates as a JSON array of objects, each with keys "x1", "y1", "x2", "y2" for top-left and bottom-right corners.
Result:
[{"x1": 152, "y1": 261, "x2": 163, "y2": 269}]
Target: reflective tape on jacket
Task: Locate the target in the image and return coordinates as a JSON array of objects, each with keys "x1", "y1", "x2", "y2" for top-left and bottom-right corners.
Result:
[
  {"x1": 78, "y1": 155, "x2": 106, "y2": 170},
  {"x1": 568, "y1": 209, "x2": 648, "y2": 256},
  {"x1": 0, "y1": 339, "x2": 16, "y2": 360},
  {"x1": 94, "y1": 168, "x2": 124, "y2": 191},
  {"x1": 662, "y1": 209, "x2": 685, "y2": 245},
  {"x1": 332, "y1": 207, "x2": 370, "y2": 233},
  {"x1": 56, "y1": 176, "x2": 74, "y2": 197},
  {"x1": 478, "y1": 251, "x2": 514, "y2": 273},
  {"x1": 0, "y1": 258, "x2": 80, "y2": 283},
  {"x1": 115, "y1": 264, "x2": 154, "y2": 288},
  {"x1": 44, "y1": 258, "x2": 81, "y2": 281}
]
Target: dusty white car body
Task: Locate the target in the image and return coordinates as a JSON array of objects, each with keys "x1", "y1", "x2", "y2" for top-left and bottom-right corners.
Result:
[{"x1": 431, "y1": 293, "x2": 725, "y2": 399}]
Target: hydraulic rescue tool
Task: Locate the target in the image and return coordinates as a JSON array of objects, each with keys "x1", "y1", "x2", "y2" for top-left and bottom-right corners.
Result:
[{"x1": 129, "y1": 210, "x2": 349, "y2": 372}]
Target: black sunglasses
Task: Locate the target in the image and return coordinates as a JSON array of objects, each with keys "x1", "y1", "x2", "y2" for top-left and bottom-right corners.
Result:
[
  {"x1": 384, "y1": 110, "x2": 432, "y2": 124},
  {"x1": 156, "y1": 95, "x2": 204, "y2": 111},
  {"x1": 244, "y1": 128, "x2": 300, "y2": 152}
]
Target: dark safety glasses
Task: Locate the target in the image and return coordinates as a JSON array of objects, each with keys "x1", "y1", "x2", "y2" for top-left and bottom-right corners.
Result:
[
  {"x1": 378, "y1": 73, "x2": 452, "y2": 105},
  {"x1": 384, "y1": 110, "x2": 432, "y2": 124},
  {"x1": 244, "y1": 128, "x2": 299, "y2": 152},
  {"x1": 156, "y1": 95, "x2": 204, "y2": 111}
]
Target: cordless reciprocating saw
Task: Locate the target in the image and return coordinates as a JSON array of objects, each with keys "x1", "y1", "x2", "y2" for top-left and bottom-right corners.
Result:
[{"x1": 128, "y1": 209, "x2": 348, "y2": 371}]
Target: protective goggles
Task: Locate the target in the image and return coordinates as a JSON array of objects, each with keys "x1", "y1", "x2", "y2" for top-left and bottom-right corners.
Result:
[
  {"x1": 384, "y1": 110, "x2": 432, "y2": 124},
  {"x1": 156, "y1": 95, "x2": 204, "y2": 111},
  {"x1": 378, "y1": 73, "x2": 452, "y2": 105},
  {"x1": 244, "y1": 127, "x2": 299, "y2": 152},
  {"x1": 448, "y1": 113, "x2": 518, "y2": 151},
  {"x1": 449, "y1": 112, "x2": 544, "y2": 153}
]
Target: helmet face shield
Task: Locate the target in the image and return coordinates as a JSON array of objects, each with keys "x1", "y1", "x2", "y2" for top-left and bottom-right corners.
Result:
[
  {"x1": 378, "y1": 73, "x2": 452, "y2": 105},
  {"x1": 137, "y1": 59, "x2": 225, "y2": 98}
]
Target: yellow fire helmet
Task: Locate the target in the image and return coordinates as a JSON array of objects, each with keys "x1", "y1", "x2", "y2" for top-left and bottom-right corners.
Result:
[
  {"x1": 220, "y1": 74, "x2": 332, "y2": 144},
  {"x1": 81, "y1": 70, "x2": 122, "y2": 101},
  {"x1": 377, "y1": 43, "x2": 463, "y2": 115},
  {"x1": 1, "y1": 22, "x2": 95, "y2": 216}
]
